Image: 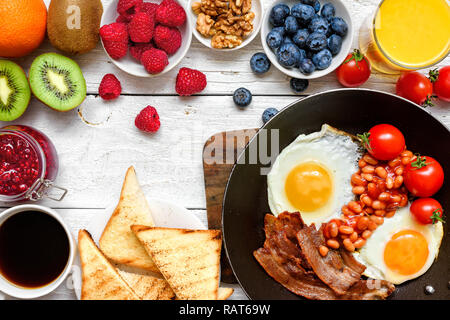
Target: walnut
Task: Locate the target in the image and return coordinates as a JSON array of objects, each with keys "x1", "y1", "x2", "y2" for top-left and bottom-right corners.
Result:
[
  {"x1": 211, "y1": 31, "x2": 243, "y2": 49},
  {"x1": 214, "y1": 10, "x2": 254, "y2": 37},
  {"x1": 196, "y1": 13, "x2": 216, "y2": 37},
  {"x1": 192, "y1": 2, "x2": 203, "y2": 15},
  {"x1": 230, "y1": 0, "x2": 251, "y2": 15}
]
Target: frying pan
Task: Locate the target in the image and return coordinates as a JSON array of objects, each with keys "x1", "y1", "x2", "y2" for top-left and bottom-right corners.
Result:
[{"x1": 222, "y1": 89, "x2": 450, "y2": 300}]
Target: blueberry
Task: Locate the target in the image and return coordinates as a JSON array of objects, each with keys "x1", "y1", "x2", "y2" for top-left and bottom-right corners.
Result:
[
  {"x1": 283, "y1": 36, "x2": 293, "y2": 44},
  {"x1": 233, "y1": 88, "x2": 252, "y2": 107},
  {"x1": 291, "y1": 4, "x2": 315, "y2": 25},
  {"x1": 266, "y1": 30, "x2": 283, "y2": 49},
  {"x1": 250, "y1": 52, "x2": 271, "y2": 74},
  {"x1": 292, "y1": 29, "x2": 309, "y2": 48},
  {"x1": 284, "y1": 16, "x2": 299, "y2": 35},
  {"x1": 290, "y1": 78, "x2": 309, "y2": 93},
  {"x1": 312, "y1": 49, "x2": 332, "y2": 69},
  {"x1": 262, "y1": 108, "x2": 279, "y2": 123},
  {"x1": 327, "y1": 34, "x2": 342, "y2": 55},
  {"x1": 306, "y1": 32, "x2": 327, "y2": 52},
  {"x1": 313, "y1": 0, "x2": 321, "y2": 12},
  {"x1": 272, "y1": 26, "x2": 285, "y2": 37},
  {"x1": 321, "y1": 3, "x2": 336, "y2": 19},
  {"x1": 300, "y1": 0, "x2": 316, "y2": 5},
  {"x1": 330, "y1": 17, "x2": 348, "y2": 37},
  {"x1": 276, "y1": 43, "x2": 302, "y2": 68},
  {"x1": 298, "y1": 58, "x2": 316, "y2": 74},
  {"x1": 269, "y1": 4, "x2": 290, "y2": 27},
  {"x1": 308, "y1": 16, "x2": 329, "y2": 34}
]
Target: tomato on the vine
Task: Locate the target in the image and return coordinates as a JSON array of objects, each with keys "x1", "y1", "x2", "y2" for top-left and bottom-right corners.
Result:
[
  {"x1": 336, "y1": 49, "x2": 371, "y2": 88},
  {"x1": 396, "y1": 71, "x2": 434, "y2": 107},
  {"x1": 358, "y1": 124, "x2": 405, "y2": 161},
  {"x1": 429, "y1": 66, "x2": 450, "y2": 102},
  {"x1": 404, "y1": 155, "x2": 444, "y2": 197},
  {"x1": 410, "y1": 198, "x2": 444, "y2": 225}
]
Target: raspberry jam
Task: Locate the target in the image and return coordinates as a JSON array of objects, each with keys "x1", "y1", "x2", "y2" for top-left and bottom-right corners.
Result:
[{"x1": 0, "y1": 125, "x2": 59, "y2": 202}]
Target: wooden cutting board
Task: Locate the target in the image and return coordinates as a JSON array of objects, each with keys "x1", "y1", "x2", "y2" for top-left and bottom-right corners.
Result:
[{"x1": 203, "y1": 129, "x2": 258, "y2": 283}]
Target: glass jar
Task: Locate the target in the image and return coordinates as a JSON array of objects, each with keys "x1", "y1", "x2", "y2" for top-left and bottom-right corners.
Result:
[
  {"x1": 0, "y1": 125, "x2": 67, "y2": 202},
  {"x1": 359, "y1": 0, "x2": 450, "y2": 74}
]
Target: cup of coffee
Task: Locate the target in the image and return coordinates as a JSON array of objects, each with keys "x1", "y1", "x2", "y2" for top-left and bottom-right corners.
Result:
[{"x1": 0, "y1": 204, "x2": 75, "y2": 299}]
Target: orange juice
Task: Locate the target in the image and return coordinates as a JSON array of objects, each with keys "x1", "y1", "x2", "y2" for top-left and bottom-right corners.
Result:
[{"x1": 359, "y1": 0, "x2": 450, "y2": 74}]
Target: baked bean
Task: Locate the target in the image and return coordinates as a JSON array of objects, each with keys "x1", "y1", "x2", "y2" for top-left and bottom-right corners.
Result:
[
  {"x1": 343, "y1": 238, "x2": 355, "y2": 252},
  {"x1": 401, "y1": 156, "x2": 411, "y2": 165},
  {"x1": 327, "y1": 239, "x2": 340, "y2": 249},
  {"x1": 362, "y1": 230, "x2": 372, "y2": 239},
  {"x1": 386, "y1": 176, "x2": 394, "y2": 189},
  {"x1": 361, "y1": 195, "x2": 373, "y2": 206},
  {"x1": 370, "y1": 216, "x2": 384, "y2": 225},
  {"x1": 376, "y1": 180, "x2": 387, "y2": 193},
  {"x1": 319, "y1": 245, "x2": 329, "y2": 257},
  {"x1": 365, "y1": 207, "x2": 374, "y2": 214},
  {"x1": 374, "y1": 209, "x2": 386, "y2": 216},
  {"x1": 400, "y1": 194, "x2": 408, "y2": 207},
  {"x1": 348, "y1": 201, "x2": 362, "y2": 213},
  {"x1": 401, "y1": 150, "x2": 413, "y2": 158},
  {"x1": 363, "y1": 154, "x2": 378, "y2": 165},
  {"x1": 340, "y1": 233, "x2": 349, "y2": 240},
  {"x1": 385, "y1": 210, "x2": 396, "y2": 218},
  {"x1": 362, "y1": 165, "x2": 375, "y2": 173},
  {"x1": 342, "y1": 205, "x2": 353, "y2": 216},
  {"x1": 394, "y1": 167, "x2": 404, "y2": 176},
  {"x1": 349, "y1": 231, "x2": 358, "y2": 242},
  {"x1": 353, "y1": 238, "x2": 366, "y2": 249},
  {"x1": 390, "y1": 194, "x2": 402, "y2": 203},
  {"x1": 372, "y1": 200, "x2": 386, "y2": 210},
  {"x1": 375, "y1": 166, "x2": 388, "y2": 179},
  {"x1": 368, "y1": 221, "x2": 378, "y2": 231},
  {"x1": 367, "y1": 183, "x2": 379, "y2": 199},
  {"x1": 387, "y1": 202, "x2": 400, "y2": 210},
  {"x1": 388, "y1": 158, "x2": 401, "y2": 168},
  {"x1": 352, "y1": 186, "x2": 365, "y2": 195},
  {"x1": 361, "y1": 173, "x2": 373, "y2": 181},
  {"x1": 357, "y1": 216, "x2": 369, "y2": 231},
  {"x1": 358, "y1": 159, "x2": 367, "y2": 168},
  {"x1": 351, "y1": 173, "x2": 367, "y2": 186},
  {"x1": 339, "y1": 225, "x2": 354, "y2": 235},
  {"x1": 394, "y1": 175, "x2": 403, "y2": 188},
  {"x1": 329, "y1": 222, "x2": 339, "y2": 238},
  {"x1": 378, "y1": 192, "x2": 390, "y2": 202}
]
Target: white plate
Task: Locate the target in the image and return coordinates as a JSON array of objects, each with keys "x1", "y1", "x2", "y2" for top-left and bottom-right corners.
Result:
[{"x1": 71, "y1": 197, "x2": 206, "y2": 300}]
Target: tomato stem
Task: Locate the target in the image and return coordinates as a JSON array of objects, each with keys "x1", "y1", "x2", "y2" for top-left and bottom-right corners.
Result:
[
  {"x1": 430, "y1": 209, "x2": 444, "y2": 224},
  {"x1": 344, "y1": 49, "x2": 365, "y2": 70},
  {"x1": 411, "y1": 154, "x2": 428, "y2": 169},
  {"x1": 357, "y1": 132, "x2": 372, "y2": 151},
  {"x1": 428, "y1": 68, "x2": 439, "y2": 83}
]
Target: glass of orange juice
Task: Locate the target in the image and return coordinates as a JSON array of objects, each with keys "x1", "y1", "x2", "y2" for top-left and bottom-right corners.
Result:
[{"x1": 359, "y1": 0, "x2": 450, "y2": 74}]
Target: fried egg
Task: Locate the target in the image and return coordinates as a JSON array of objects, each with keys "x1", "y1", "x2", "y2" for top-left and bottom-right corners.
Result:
[
  {"x1": 267, "y1": 124, "x2": 362, "y2": 225},
  {"x1": 354, "y1": 205, "x2": 444, "y2": 284}
]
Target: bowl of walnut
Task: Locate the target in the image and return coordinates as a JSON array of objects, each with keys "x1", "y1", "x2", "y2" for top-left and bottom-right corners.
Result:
[{"x1": 189, "y1": 0, "x2": 263, "y2": 50}]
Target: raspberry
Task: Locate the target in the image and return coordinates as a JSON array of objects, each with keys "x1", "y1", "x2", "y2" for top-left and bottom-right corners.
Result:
[
  {"x1": 129, "y1": 42, "x2": 154, "y2": 61},
  {"x1": 135, "y1": 106, "x2": 161, "y2": 133},
  {"x1": 99, "y1": 74, "x2": 122, "y2": 100},
  {"x1": 141, "y1": 2, "x2": 158, "y2": 18},
  {"x1": 175, "y1": 68, "x2": 207, "y2": 96},
  {"x1": 100, "y1": 23, "x2": 129, "y2": 59},
  {"x1": 116, "y1": 15, "x2": 130, "y2": 23},
  {"x1": 153, "y1": 25, "x2": 182, "y2": 55},
  {"x1": 155, "y1": 0, "x2": 187, "y2": 27},
  {"x1": 141, "y1": 48, "x2": 169, "y2": 74},
  {"x1": 128, "y1": 12, "x2": 155, "y2": 43},
  {"x1": 117, "y1": 0, "x2": 143, "y2": 20}
]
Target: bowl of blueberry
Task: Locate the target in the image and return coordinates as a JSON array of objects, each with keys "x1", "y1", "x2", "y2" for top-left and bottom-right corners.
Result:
[{"x1": 261, "y1": 0, "x2": 352, "y2": 79}]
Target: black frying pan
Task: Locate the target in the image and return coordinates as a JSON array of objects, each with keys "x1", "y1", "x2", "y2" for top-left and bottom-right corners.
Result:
[{"x1": 222, "y1": 89, "x2": 450, "y2": 300}]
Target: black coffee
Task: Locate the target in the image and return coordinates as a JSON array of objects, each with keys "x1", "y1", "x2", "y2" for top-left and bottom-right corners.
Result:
[{"x1": 0, "y1": 210, "x2": 70, "y2": 288}]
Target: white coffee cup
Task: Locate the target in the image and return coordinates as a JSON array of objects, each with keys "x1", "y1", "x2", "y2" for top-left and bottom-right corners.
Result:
[{"x1": 0, "y1": 204, "x2": 75, "y2": 299}]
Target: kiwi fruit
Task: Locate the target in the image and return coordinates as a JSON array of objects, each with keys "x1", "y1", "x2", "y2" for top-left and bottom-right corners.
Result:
[
  {"x1": 29, "y1": 53, "x2": 87, "y2": 112},
  {"x1": 47, "y1": 0, "x2": 103, "y2": 55},
  {"x1": 0, "y1": 60, "x2": 31, "y2": 121}
]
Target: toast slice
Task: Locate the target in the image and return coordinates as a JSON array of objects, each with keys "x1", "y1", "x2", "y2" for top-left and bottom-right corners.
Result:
[
  {"x1": 218, "y1": 287, "x2": 234, "y2": 300},
  {"x1": 99, "y1": 167, "x2": 159, "y2": 272},
  {"x1": 78, "y1": 230, "x2": 140, "y2": 300},
  {"x1": 118, "y1": 270, "x2": 176, "y2": 300},
  {"x1": 132, "y1": 225, "x2": 222, "y2": 300}
]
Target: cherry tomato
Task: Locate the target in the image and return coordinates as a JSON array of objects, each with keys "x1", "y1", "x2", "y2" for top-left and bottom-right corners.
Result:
[
  {"x1": 336, "y1": 49, "x2": 371, "y2": 87},
  {"x1": 429, "y1": 66, "x2": 450, "y2": 102},
  {"x1": 358, "y1": 124, "x2": 405, "y2": 161},
  {"x1": 396, "y1": 71, "x2": 434, "y2": 107},
  {"x1": 404, "y1": 155, "x2": 444, "y2": 197},
  {"x1": 410, "y1": 198, "x2": 444, "y2": 225}
]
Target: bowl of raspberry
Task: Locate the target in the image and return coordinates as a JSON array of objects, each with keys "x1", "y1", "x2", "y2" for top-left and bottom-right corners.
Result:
[
  {"x1": 261, "y1": 0, "x2": 353, "y2": 79},
  {"x1": 100, "y1": 0, "x2": 193, "y2": 77}
]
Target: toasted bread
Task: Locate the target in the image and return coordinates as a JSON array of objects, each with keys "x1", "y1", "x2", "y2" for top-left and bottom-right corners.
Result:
[
  {"x1": 118, "y1": 270, "x2": 176, "y2": 300},
  {"x1": 218, "y1": 287, "x2": 234, "y2": 300},
  {"x1": 132, "y1": 225, "x2": 222, "y2": 300},
  {"x1": 78, "y1": 230, "x2": 140, "y2": 300},
  {"x1": 99, "y1": 167, "x2": 159, "y2": 272}
]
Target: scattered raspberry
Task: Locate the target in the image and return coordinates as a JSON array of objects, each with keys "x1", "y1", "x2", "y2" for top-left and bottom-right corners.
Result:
[
  {"x1": 141, "y1": 2, "x2": 158, "y2": 18},
  {"x1": 100, "y1": 23, "x2": 129, "y2": 59},
  {"x1": 128, "y1": 12, "x2": 155, "y2": 43},
  {"x1": 141, "y1": 48, "x2": 169, "y2": 74},
  {"x1": 99, "y1": 74, "x2": 122, "y2": 100},
  {"x1": 175, "y1": 68, "x2": 207, "y2": 96},
  {"x1": 153, "y1": 25, "x2": 182, "y2": 55},
  {"x1": 117, "y1": 0, "x2": 143, "y2": 20},
  {"x1": 129, "y1": 42, "x2": 154, "y2": 61},
  {"x1": 135, "y1": 106, "x2": 161, "y2": 133},
  {"x1": 155, "y1": 0, "x2": 187, "y2": 27}
]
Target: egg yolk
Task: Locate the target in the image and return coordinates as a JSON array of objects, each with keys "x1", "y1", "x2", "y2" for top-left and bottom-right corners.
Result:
[
  {"x1": 284, "y1": 161, "x2": 333, "y2": 212},
  {"x1": 384, "y1": 230, "x2": 429, "y2": 276}
]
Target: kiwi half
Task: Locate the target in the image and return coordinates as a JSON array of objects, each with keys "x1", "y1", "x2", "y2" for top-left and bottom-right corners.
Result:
[
  {"x1": 0, "y1": 60, "x2": 31, "y2": 121},
  {"x1": 29, "y1": 53, "x2": 87, "y2": 111}
]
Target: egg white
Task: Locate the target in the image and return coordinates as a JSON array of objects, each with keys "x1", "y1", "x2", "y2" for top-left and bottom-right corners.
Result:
[
  {"x1": 354, "y1": 205, "x2": 444, "y2": 284},
  {"x1": 267, "y1": 124, "x2": 362, "y2": 225}
]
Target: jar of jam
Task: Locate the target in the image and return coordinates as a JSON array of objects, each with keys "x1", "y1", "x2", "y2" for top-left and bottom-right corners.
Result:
[{"x1": 0, "y1": 125, "x2": 67, "y2": 202}]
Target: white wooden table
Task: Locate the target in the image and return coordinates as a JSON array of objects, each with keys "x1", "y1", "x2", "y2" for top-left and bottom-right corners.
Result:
[{"x1": 0, "y1": 0, "x2": 448, "y2": 300}]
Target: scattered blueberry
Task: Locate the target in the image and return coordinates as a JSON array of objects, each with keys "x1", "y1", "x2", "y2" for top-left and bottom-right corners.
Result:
[
  {"x1": 291, "y1": 4, "x2": 315, "y2": 25},
  {"x1": 269, "y1": 4, "x2": 290, "y2": 27},
  {"x1": 327, "y1": 34, "x2": 342, "y2": 55},
  {"x1": 290, "y1": 78, "x2": 309, "y2": 93},
  {"x1": 298, "y1": 58, "x2": 315, "y2": 74},
  {"x1": 233, "y1": 88, "x2": 252, "y2": 107},
  {"x1": 276, "y1": 43, "x2": 302, "y2": 68},
  {"x1": 313, "y1": 1, "x2": 321, "y2": 13},
  {"x1": 330, "y1": 17, "x2": 348, "y2": 37},
  {"x1": 250, "y1": 52, "x2": 271, "y2": 74},
  {"x1": 306, "y1": 32, "x2": 327, "y2": 52},
  {"x1": 262, "y1": 107, "x2": 279, "y2": 123},
  {"x1": 292, "y1": 29, "x2": 309, "y2": 48},
  {"x1": 284, "y1": 16, "x2": 299, "y2": 35},
  {"x1": 266, "y1": 30, "x2": 283, "y2": 49},
  {"x1": 312, "y1": 49, "x2": 332, "y2": 69},
  {"x1": 321, "y1": 3, "x2": 335, "y2": 20},
  {"x1": 308, "y1": 16, "x2": 329, "y2": 34}
]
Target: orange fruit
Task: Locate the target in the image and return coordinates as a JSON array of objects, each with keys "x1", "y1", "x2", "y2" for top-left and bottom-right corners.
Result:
[{"x1": 0, "y1": 0, "x2": 47, "y2": 58}]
